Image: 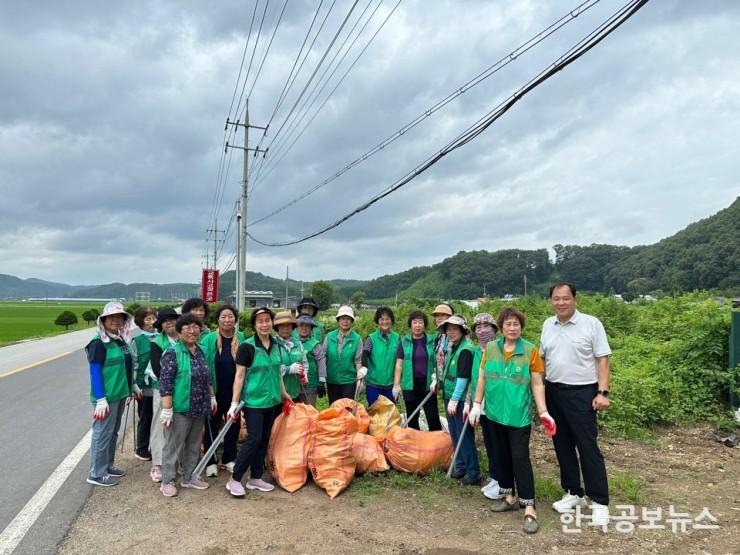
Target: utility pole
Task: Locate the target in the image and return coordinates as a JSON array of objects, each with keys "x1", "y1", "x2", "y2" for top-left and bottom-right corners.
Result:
[
  {"x1": 285, "y1": 266, "x2": 289, "y2": 309},
  {"x1": 523, "y1": 273, "x2": 528, "y2": 296},
  {"x1": 235, "y1": 202, "x2": 242, "y2": 310},
  {"x1": 225, "y1": 100, "x2": 268, "y2": 313},
  {"x1": 206, "y1": 222, "x2": 225, "y2": 270}
]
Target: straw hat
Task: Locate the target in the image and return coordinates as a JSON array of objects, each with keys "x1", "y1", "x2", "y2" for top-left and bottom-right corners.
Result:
[
  {"x1": 273, "y1": 310, "x2": 297, "y2": 329},
  {"x1": 433, "y1": 304, "x2": 453, "y2": 317},
  {"x1": 437, "y1": 314, "x2": 469, "y2": 334}
]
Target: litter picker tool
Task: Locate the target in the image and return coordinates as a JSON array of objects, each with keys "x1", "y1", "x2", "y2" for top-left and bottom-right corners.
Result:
[
  {"x1": 119, "y1": 397, "x2": 131, "y2": 453},
  {"x1": 446, "y1": 412, "x2": 470, "y2": 478},
  {"x1": 352, "y1": 377, "x2": 364, "y2": 416},
  {"x1": 192, "y1": 401, "x2": 244, "y2": 478},
  {"x1": 402, "y1": 388, "x2": 435, "y2": 429}
]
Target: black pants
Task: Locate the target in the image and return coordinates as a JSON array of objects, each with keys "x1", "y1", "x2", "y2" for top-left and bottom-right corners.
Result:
[
  {"x1": 402, "y1": 378, "x2": 441, "y2": 431},
  {"x1": 327, "y1": 382, "x2": 356, "y2": 405},
  {"x1": 136, "y1": 396, "x2": 153, "y2": 453},
  {"x1": 204, "y1": 398, "x2": 240, "y2": 466},
  {"x1": 546, "y1": 381, "x2": 609, "y2": 505},
  {"x1": 480, "y1": 414, "x2": 496, "y2": 480},
  {"x1": 485, "y1": 419, "x2": 534, "y2": 505},
  {"x1": 232, "y1": 405, "x2": 279, "y2": 482}
]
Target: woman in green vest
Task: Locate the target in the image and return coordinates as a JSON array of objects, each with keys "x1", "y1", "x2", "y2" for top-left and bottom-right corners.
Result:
[
  {"x1": 225, "y1": 307, "x2": 290, "y2": 497},
  {"x1": 158, "y1": 313, "x2": 217, "y2": 497},
  {"x1": 200, "y1": 304, "x2": 247, "y2": 477},
  {"x1": 323, "y1": 305, "x2": 365, "y2": 404},
  {"x1": 274, "y1": 310, "x2": 308, "y2": 403},
  {"x1": 439, "y1": 314, "x2": 481, "y2": 485},
  {"x1": 392, "y1": 310, "x2": 441, "y2": 431},
  {"x1": 362, "y1": 306, "x2": 400, "y2": 405},
  {"x1": 296, "y1": 314, "x2": 326, "y2": 406},
  {"x1": 147, "y1": 307, "x2": 179, "y2": 484},
  {"x1": 132, "y1": 306, "x2": 157, "y2": 462},
  {"x1": 468, "y1": 307, "x2": 555, "y2": 534},
  {"x1": 296, "y1": 297, "x2": 324, "y2": 342},
  {"x1": 85, "y1": 302, "x2": 135, "y2": 487}
]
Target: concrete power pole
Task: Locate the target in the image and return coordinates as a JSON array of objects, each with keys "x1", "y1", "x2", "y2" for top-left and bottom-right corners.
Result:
[
  {"x1": 225, "y1": 100, "x2": 267, "y2": 313},
  {"x1": 235, "y1": 202, "x2": 242, "y2": 309},
  {"x1": 206, "y1": 223, "x2": 224, "y2": 270}
]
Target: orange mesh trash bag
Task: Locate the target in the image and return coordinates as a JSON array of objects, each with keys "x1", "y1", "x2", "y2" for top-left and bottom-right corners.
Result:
[
  {"x1": 330, "y1": 398, "x2": 370, "y2": 433},
  {"x1": 352, "y1": 432, "x2": 390, "y2": 474},
  {"x1": 308, "y1": 407, "x2": 359, "y2": 498},
  {"x1": 267, "y1": 404, "x2": 319, "y2": 492},
  {"x1": 367, "y1": 395, "x2": 401, "y2": 438},
  {"x1": 384, "y1": 427, "x2": 453, "y2": 474}
]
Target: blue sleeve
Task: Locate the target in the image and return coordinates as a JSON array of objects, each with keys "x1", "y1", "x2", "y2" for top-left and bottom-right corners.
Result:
[
  {"x1": 89, "y1": 361, "x2": 106, "y2": 400},
  {"x1": 451, "y1": 377, "x2": 469, "y2": 401}
]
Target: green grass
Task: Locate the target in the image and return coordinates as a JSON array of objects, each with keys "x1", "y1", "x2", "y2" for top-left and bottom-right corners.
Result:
[
  {"x1": 610, "y1": 470, "x2": 649, "y2": 505},
  {"x1": 0, "y1": 301, "x2": 102, "y2": 346}
]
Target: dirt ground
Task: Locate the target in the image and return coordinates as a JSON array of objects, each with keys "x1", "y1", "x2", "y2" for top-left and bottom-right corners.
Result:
[{"x1": 59, "y1": 423, "x2": 739, "y2": 555}]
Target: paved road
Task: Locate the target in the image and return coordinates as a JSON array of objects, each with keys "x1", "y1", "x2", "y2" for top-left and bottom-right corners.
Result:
[{"x1": 0, "y1": 329, "x2": 122, "y2": 554}]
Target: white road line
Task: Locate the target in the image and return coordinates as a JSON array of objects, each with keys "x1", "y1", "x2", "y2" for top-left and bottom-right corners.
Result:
[{"x1": 0, "y1": 430, "x2": 91, "y2": 555}]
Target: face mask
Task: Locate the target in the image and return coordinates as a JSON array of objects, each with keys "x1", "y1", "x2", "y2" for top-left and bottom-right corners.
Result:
[{"x1": 476, "y1": 326, "x2": 496, "y2": 345}]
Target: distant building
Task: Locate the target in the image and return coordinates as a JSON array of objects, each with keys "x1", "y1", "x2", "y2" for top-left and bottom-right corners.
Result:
[
  {"x1": 135, "y1": 291, "x2": 151, "y2": 303},
  {"x1": 26, "y1": 297, "x2": 118, "y2": 303}
]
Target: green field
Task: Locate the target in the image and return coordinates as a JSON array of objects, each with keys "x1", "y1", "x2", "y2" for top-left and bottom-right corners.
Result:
[{"x1": 0, "y1": 301, "x2": 105, "y2": 346}]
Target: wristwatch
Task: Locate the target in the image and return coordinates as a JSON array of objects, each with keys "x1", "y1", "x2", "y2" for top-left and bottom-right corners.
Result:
[{"x1": 598, "y1": 390, "x2": 609, "y2": 397}]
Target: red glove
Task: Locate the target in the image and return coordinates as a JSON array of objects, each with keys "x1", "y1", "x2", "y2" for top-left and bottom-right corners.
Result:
[
  {"x1": 540, "y1": 411, "x2": 557, "y2": 436},
  {"x1": 282, "y1": 399, "x2": 294, "y2": 415}
]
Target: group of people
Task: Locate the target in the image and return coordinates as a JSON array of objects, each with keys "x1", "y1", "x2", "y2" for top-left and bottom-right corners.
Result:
[{"x1": 86, "y1": 282, "x2": 612, "y2": 534}]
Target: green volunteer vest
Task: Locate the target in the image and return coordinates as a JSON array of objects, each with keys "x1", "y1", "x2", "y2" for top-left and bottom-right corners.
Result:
[
  {"x1": 367, "y1": 330, "x2": 400, "y2": 388},
  {"x1": 469, "y1": 346, "x2": 483, "y2": 403},
  {"x1": 483, "y1": 337, "x2": 535, "y2": 428},
  {"x1": 168, "y1": 340, "x2": 199, "y2": 414},
  {"x1": 87, "y1": 334, "x2": 132, "y2": 404},
  {"x1": 326, "y1": 329, "x2": 361, "y2": 385},
  {"x1": 242, "y1": 336, "x2": 283, "y2": 409},
  {"x1": 442, "y1": 338, "x2": 475, "y2": 400},
  {"x1": 299, "y1": 336, "x2": 320, "y2": 387},
  {"x1": 133, "y1": 334, "x2": 152, "y2": 390},
  {"x1": 278, "y1": 337, "x2": 304, "y2": 400},
  {"x1": 399, "y1": 333, "x2": 435, "y2": 391},
  {"x1": 199, "y1": 330, "x2": 246, "y2": 395}
]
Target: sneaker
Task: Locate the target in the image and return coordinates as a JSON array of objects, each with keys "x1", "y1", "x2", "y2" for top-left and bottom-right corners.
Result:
[
  {"x1": 450, "y1": 467, "x2": 465, "y2": 479},
  {"x1": 226, "y1": 479, "x2": 246, "y2": 497},
  {"x1": 86, "y1": 474, "x2": 119, "y2": 487},
  {"x1": 222, "y1": 461, "x2": 236, "y2": 474},
  {"x1": 150, "y1": 465, "x2": 162, "y2": 483},
  {"x1": 482, "y1": 480, "x2": 505, "y2": 500},
  {"x1": 206, "y1": 464, "x2": 218, "y2": 477},
  {"x1": 480, "y1": 477, "x2": 493, "y2": 492},
  {"x1": 246, "y1": 478, "x2": 275, "y2": 492},
  {"x1": 135, "y1": 449, "x2": 152, "y2": 461},
  {"x1": 590, "y1": 502, "x2": 610, "y2": 528},
  {"x1": 552, "y1": 493, "x2": 588, "y2": 513},
  {"x1": 461, "y1": 474, "x2": 481, "y2": 486},
  {"x1": 181, "y1": 475, "x2": 209, "y2": 490},
  {"x1": 107, "y1": 465, "x2": 126, "y2": 477},
  {"x1": 160, "y1": 482, "x2": 178, "y2": 497}
]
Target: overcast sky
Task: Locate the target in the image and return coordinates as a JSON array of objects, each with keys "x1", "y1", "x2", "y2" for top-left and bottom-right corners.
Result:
[{"x1": 1, "y1": 0, "x2": 738, "y2": 286}]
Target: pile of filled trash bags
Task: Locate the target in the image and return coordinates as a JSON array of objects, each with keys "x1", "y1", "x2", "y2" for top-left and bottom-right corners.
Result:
[{"x1": 266, "y1": 395, "x2": 453, "y2": 498}]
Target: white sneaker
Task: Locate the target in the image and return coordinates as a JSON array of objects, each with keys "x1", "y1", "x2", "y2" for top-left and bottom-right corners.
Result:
[
  {"x1": 223, "y1": 461, "x2": 235, "y2": 474},
  {"x1": 481, "y1": 478, "x2": 505, "y2": 500},
  {"x1": 206, "y1": 464, "x2": 218, "y2": 477},
  {"x1": 480, "y1": 477, "x2": 493, "y2": 492},
  {"x1": 590, "y1": 502, "x2": 610, "y2": 527},
  {"x1": 552, "y1": 493, "x2": 588, "y2": 513}
]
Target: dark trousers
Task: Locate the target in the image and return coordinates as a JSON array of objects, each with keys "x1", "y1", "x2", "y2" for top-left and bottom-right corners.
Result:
[
  {"x1": 546, "y1": 381, "x2": 609, "y2": 505},
  {"x1": 232, "y1": 405, "x2": 278, "y2": 482},
  {"x1": 136, "y1": 396, "x2": 153, "y2": 453},
  {"x1": 486, "y1": 419, "x2": 534, "y2": 504},
  {"x1": 446, "y1": 398, "x2": 480, "y2": 479},
  {"x1": 402, "y1": 378, "x2": 441, "y2": 431},
  {"x1": 204, "y1": 398, "x2": 240, "y2": 465},
  {"x1": 366, "y1": 384, "x2": 394, "y2": 406},
  {"x1": 480, "y1": 415, "x2": 496, "y2": 480},
  {"x1": 327, "y1": 382, "x2": 356, "y2": 404}
]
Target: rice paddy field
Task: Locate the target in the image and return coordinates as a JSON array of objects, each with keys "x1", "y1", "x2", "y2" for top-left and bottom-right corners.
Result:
[{"x1": 0, "y1": 301, "x2": 103, "y2": 346}]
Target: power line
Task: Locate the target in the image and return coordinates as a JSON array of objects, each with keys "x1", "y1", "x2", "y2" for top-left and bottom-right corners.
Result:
[
  {"x1": 249, "y1": 0, "x2": 599, "y2": 226},
  {"x1": 246, "y1": 0, "x2": 290, "y2": 100},
  {"x1": 247, "y1": 0, "x2": 650, "y2": 247}
]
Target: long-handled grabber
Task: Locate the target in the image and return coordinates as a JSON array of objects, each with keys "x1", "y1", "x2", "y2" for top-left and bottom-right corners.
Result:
[
  {"x1": 401, "y1": 388, "x2": 435, "y2": 429},
  {"x1": 445, "y1": 412, "x2": 470, "y2": 478},
  {"x1": 192, "y1": 401, "x2": 244, "y2": 478},
  {"x1": 119, "y1": 397, "x2": 132, "y2": 453}
]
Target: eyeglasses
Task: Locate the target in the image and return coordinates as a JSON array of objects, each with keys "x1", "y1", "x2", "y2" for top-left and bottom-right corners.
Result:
[{"x1": 181, "y1": 324, "x2": 201, "y2": 332}]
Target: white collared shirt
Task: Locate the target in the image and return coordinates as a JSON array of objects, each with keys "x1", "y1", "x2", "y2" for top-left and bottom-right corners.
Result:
[{"x1": 539, "y1": 309, "x2": 611, "y2": 385}]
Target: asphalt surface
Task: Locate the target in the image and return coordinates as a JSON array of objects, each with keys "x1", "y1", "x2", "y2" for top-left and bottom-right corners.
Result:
[{"x1": 0, "y1": 329, "x2": 117, "y2": 554}]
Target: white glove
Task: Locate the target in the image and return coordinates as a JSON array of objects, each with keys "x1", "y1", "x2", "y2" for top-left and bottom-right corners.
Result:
[
  {"x1": 144, "y1": 366, "x2": 157, "y2": 385},
  {"x1": 280, "y1": 364, "x2": 289, "y2": 376},
  {"x1": 447, "y1": 399, "x2": 458, "y2": 416},
  {"x1": 429, "y1": 374, "x2": 437, "y2": 393},
  {"x1": 288, "y1": 362, "x2": 305, "y2": 375},
  {"x1": 463, "y1": 401, "x2": 471, "y2": 420},
  {"x1": 160, "y1": 407, "x2": 173, "y2": 428},
  {"x1": 93, "y1": 398, "x2": 110, "y2": 421},
  {"x1": 210, "y1": 396, "x2": 218, "y2": 415},
  {"x1": 468, "y1": 402, "x2": 482, "y2": 427},
  {"x1": 132, "y1": 384, "x2": 143, "y2": 399},
  {"x1": 392, "y1": 384, "x2": 402, "y2": 401},
  {"x1": 356, "y1": 366, "x2": 368, "y2": 380},
  {"x1": 227, "y1": 402, "x2": 240, "y2": 422}
]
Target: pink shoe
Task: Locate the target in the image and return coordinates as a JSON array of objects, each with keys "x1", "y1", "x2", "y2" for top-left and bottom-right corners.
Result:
[
  {"x1": 150, "y1": 465, "x2": 162, "y2": 483},
  {"x1": 181, "y1": 475, "x2": 209, "y2": 490},
  {"x1": 160, "y1": 482, "x2": 178, "y2": 497},
  {"x1": 226, "y1": 479, "x2": 246, "y2": 497},
  {"x1": 246, "y1": 478, "x2": 275, "y2": 492}
]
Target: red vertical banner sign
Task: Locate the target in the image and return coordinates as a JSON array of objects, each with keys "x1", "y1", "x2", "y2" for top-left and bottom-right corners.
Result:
[{"x1": 201, "y1": 269, "x2": 220, "y2": 303}]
